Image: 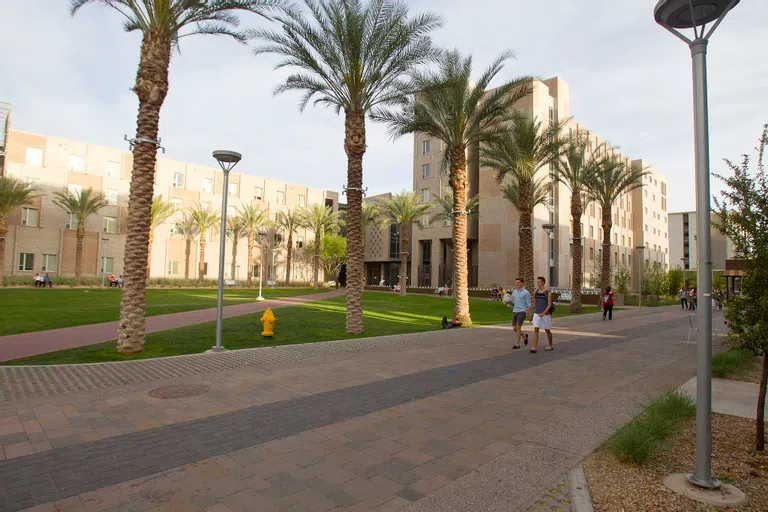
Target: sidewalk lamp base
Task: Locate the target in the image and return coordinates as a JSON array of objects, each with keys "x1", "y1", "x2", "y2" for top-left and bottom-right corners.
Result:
[
  {"x1": 205, "y1": 347, "x2": 228, "y2": 354},
  {"x1": 687, "y1": 474, "x2": 721, "y2": 490},
  {"x1": 256, "y1": 296, "x2": 265, "y2": 302},
  {"x1": 663, "y1": 474, "x2": 745, "y2": 508}
]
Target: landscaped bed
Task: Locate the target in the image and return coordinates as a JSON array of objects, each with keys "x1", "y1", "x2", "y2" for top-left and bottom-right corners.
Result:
[
  {"x1": 4, "y1": 292, "x2": 601, "y2": 365},
  {"x1": 585, "y1": 413, "x2": 768, "y2": 511}
]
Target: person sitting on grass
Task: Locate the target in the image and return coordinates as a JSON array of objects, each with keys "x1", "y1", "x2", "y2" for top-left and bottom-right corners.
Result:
[{"x1": 441, "y1": 316, "x2": 462, "y2": 329}]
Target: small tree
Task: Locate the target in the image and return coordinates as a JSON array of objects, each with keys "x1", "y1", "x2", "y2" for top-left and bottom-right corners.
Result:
[
  {"x1": 614, "y1": 263, "x2": 631, "y2": 296},
  {"x1": 713, "y1": 123, "x2": 768, "y2": 451},
  {"x1": 299, "y1": 204, "x2": 343, "y2": 289},
  {"x1": 319, "y1": 233, "x2": 347, "y2": 282},
  {"x1": 53, "y1": 187, "x2": 108, "y2": 285},
  {"x1": 188, "y1": 204, "x2": 220, "y2": 285},
  {"x1": 667, "y1": 266, "x2": 684, "y2": 296}
]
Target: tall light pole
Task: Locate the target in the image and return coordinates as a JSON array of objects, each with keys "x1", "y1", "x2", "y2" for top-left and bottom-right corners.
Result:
[
  {"x1": 211, "y1": 150, "x2": 242, "y2": 353},
  {"x1": 655, "y1": 0, "x2": 739, "y2": 490},
  {"x1": 681, "y1": 257, "x2": 687, "y2": 290},
  {"x1": 257, "y1": 231, "x2": 267, "y2": 301},
  {"x1": 542, "y1": 223, "x2": 556, "y2": 287},
  {"x1": 100, "y1": 237, "x2": 109, "y2": 288},
  {"x1": 636, "y1": 246, "x2": 646, "y2": 308}
]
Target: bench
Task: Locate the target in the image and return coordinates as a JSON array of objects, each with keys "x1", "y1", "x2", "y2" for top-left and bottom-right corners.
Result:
[
  {"x1": 224, "y1": 279, "x2": 237, "y2": 286},
  {"x1": 266, "y1": 280, "x2": 278, "y2": 288}
]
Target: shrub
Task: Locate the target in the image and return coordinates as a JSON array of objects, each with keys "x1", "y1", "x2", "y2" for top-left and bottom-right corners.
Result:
[
  {"x1": 610, "y1": 421, "x2": 658, "y2": 464},
  {"x1": 712, "y1": 348, "x2": 756, "y2": 378}
]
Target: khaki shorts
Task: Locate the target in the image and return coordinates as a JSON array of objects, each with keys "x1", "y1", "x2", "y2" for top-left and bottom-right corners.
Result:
[{"x1": 512, "y1": 312, "x2": 527, "y2": 326}]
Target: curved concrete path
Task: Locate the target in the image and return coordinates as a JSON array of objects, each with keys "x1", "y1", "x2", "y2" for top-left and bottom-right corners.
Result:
[{"x1": 0, "y1": 289, "x2": 344, "y2": 363}]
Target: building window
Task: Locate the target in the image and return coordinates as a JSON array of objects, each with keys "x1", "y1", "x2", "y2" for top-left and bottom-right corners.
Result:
[
  {"x1": 589, "y1": 226, "x2": 594, "y2": 238},
  {"x1": 548, "y1": 106, "x2": 554, "y2": 126},
  {"x1": 41, "y1": 254, "x2": 57, "y2": 272},
  {"x1": 614, "y1": 233, "x2": 618, "y2": 244},
  {"x1": 101, "y1": 257, "x2": 114, "y2": 274},
  {"x1": 589, "y1": 247, "x2": 594, "y2": 260},
  {"x1": 201, "y1": 201, "x2": 212, "y2": 210},
  {"x1": 629, "y1": 237, "x2": 632, "y2": 247},
  {"x1": 229, "y1": 182, "x2": 239, "y2": 196},
  {"x1": 169, "y1": 198, "x2": 182, "y2": 211},
  {"x1": 421, "y1": 188, "x2": 430, "y2": 202},
  {"x1": 167, "y1": 260, "x2": 179, "y2": 276},
  {"x1": 422, "y1": 140, "x2": 431, "y2": 154},
  {"x1": 169, "y1": 223, "x2": 182, "y2": 238},
  {"x1": 645, "y1": 224, "x2": 648, "y2": 231},
  {"x1": 422, "y1": 164, "x2": 431, "y2": 179},
  {"x1": 255, "y1": 187, "x2": 263, "y2": 200},
  {"x1": 103, "y1": 216, "x2": 117, "y2": 234},
  {"x1": 227, "y1": 206, "x2": 236, "y2": 219},
  {"x1": 202, "y1": 178, "x2": 213, "y2": 193},
  {"x1": 389, "y1": 224, "x2": 400, "y2": 259},
  {"x1": 296, "y1": 236, "x2": 303, "y2": 249},
  {"x1": 25, "y1": 147, "x2": 43, "y2": 166},
  {"x1": 21, "y1": 208, "x2": 38, "y2": 227},
  {"x1": 599, "y1": 228, "x2": 603, "y2": 240},
  {"x1": 106, "y1": 188, "x2": 118, "y2": 206},
  {"x1": 203, "y1": 262, "x2": 209, "y2": 275},
  {"x1": 644, "y1": 190, "x2": 648, "y2": 197},
  {"x1": 69, "y1": 155, "x2": 85, "y2": 172},
  {"x1": 276, "y1": 190, "x2": 285, "y2": 204},
  {"x1": 67, "y1": 183, "x2": 82, "y2": 199},
  {"x1": 298, "y1": 194, "x2": 306, "y2": 207},
  {"x1": 621, "y1": 235, "x2": 625, "y2": 246},
  {"x1": 274, "y1": 233, "x2": 284, "y2": 246},
  {"x1": 17, "y1": 253, "x2": 34, "y2": 271},
  {"x1": 172, "y1": 172, "x2": 184, "y2": 188},
  {"x1": 65, "y1": 213, "x2": 78, "y2": 230},
  {"x1": 106, "y1": 160, "x2": 120, "y2": 178}
]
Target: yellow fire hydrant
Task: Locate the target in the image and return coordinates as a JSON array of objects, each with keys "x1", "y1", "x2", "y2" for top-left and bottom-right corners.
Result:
[{"x1": 260, "y1": 308, "x2": 276, "y2": 338}]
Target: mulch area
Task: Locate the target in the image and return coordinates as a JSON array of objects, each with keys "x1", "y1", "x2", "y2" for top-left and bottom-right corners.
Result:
[
  {"x1": 584, "y1": 414, "x2": 768, "y2": 511},
  {"x1": 731, "y1": 356, "x2": 764, "y2": 385}
]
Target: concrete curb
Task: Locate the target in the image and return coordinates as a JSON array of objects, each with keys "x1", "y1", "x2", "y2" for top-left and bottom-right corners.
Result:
[{"x1": 569, "y1": 463, "x2": 595, "y2": 512}]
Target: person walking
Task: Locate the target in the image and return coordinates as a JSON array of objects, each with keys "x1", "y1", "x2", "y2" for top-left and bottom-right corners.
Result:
[
  {"x1": 680, "y1": 287, "x2": 688, "y2": 310},
  {"x1": 689, "y1": 287, "x2": 697, "y2": 311},
  {"x1": 531, "y1": 276, "x2": 554, "y2": 353},
  {"x1": 602, "y1": 286, "x2": 615, "y2": 320},
  {"x1": 502, "y1": 278, "x2": 531, "y2": 349}
]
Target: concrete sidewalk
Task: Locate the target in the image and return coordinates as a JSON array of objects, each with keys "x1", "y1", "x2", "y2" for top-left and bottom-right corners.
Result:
[
  {"x1": 0, "y1": 289, "x2": 344, "y2": 362},
  {"x1": 680, "y1": 376, "x2": 767, "y2": 419}
]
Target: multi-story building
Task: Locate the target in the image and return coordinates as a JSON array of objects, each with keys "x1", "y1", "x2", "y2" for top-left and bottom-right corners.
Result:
[
  {"x1": 409, "y1": 76, "x2": 670, "y2": 290},
  {"x1": 2, "y1": 125, "x2": 339, "y2": 281},
  {"x1": 668, "y1": 211, "x2": 734, "y2": 271}
]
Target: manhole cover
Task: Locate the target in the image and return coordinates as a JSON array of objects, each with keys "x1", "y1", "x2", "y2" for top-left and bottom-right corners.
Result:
[{"x1": 149, "y1": 384, "x2": 209, "y2": 399}]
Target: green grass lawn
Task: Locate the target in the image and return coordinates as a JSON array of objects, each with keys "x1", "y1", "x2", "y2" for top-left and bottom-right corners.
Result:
[
  {"x1": 6, "y1": 293, "x2": 600, "y2": 365},
  {"x1": 623, "y1": 295, "x2": 680, "y2": 307},
  {"x1": 0, "y1": 287, "x2": 323, "y2": 336}
]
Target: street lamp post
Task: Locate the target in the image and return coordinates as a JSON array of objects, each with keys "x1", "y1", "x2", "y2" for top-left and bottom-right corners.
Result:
[
  {"x1": 100, "y1": 237, "x2": 109, "y2": 288},
  {"x1": 542, "y1": 223, "x2": 556, "y2": 287},
  {"x1": 257, "y1": 231, "x2": 267, "y2": 301},
  {"x1": 655, "y1": 0, "x2": 739, "y2": 490},
  {"x1": 681, "y1": 257, "x2": 687, "y2": 289},
  {"x1": 635, "y1": 246, "x2": 645, "y2": 308},
  {"x1": 211, "y1": 150, "x2": 242, "y2": 353}
]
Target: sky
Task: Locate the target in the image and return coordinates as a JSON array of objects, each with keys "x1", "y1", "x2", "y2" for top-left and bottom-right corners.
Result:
[{"x1": 1, "y1": 0, "x2": 766, "y2": 213}]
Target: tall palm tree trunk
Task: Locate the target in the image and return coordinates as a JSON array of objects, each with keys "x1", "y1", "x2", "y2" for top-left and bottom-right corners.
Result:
[
  {"x1": 117, "y1": 34, "x2": 171, "y2": 354},
  {"x1": 184, "y1": 240, "x2": 192, "y2": 280},
  {"x1": 601, "y1": 209, "x2": 612, "y2": 297},
  {"x1": 344, "y1": 110, "x2": 366, "y2": 334},
  {"x1": 285, "y1": 234, "x2": 293, "y2": 285},
  {"x1": 146, "y1": 231, "x2": 154, "y2": 282},
  {"x1": 399, "y1": 228, "x2": 408, "y2": 297},
  {"x1": 570, "y1": 194, "x2": 583, "y2": 313},
  {"x1": 313, "y1": 232, "x2": 321, "y2": 289},
  {"x1": 0, "y1": 220, "x2": 7, "y2": 287},
  {"x1": 231, "y1": 239, "x2": 238, "y2": 282},
  {"x1": 246, "y1": 235, "x2": 254, "y2": 286},
  {"x1": 450, "y1": 148, "x2": 471, "y2": 325},
  {"x1": 198, "y1": 236, "x2": 207, "y2": 285},
  {"x1": 519, "y1": 209, "x2": 534, "y2": 295},
  {"x1": 75, "y1": 224, "x2": 85, "y2": 286}
]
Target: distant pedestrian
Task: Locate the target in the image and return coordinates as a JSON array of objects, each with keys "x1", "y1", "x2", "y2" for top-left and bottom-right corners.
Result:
[
  {"x1": 43, "y1": 273, "x2": 53, "y2": 288},
  {"x1": 690, "y1": 288, "x2": 697, "y2": 311},
  {"x1": 680, "y1": 288, "x2": 688, "y2": 310},
  {"x1": 531, "y1": 276, "x2": 554, "y2": 353},
  {"x1": 502, "y1": 278, "x2": 531, "y2": 349},
  {"x1": 602, "y1": 286, "x2": 615, "y2": 321},
  {"x1": 33, "y1": 273, "x2": 43, "y2": 288}
]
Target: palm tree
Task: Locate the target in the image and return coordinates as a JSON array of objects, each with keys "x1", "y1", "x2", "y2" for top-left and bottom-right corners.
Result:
[
  {"x1": 71, "y1": 0, "x2": 284, "y2": 354},
  {"x1": 178, "y1": 214, "x2": 199, "y2": 280},
  {"x1": 53, "y1": 187, "x2": 108, "y2": 286},
  {"x1": 0, "y1": 176, "x2": 37, "y2": 286},
  {"x1": 188, "y1": 204, "x2": 220, "y2": 285},
  {"x1": 147, "y1": 195, "x2": 176, "y2": 280},
  {"x1": 587, "y1": 155, "x2": 648, "y2": 298},
  {"x1": 430, "y1": 188, "x2": 481, "y2": 293},
  {"x1": 274, "y1": 209, "x2": 302, "y2": 285},
  {"x1": 377, "y1": 191, "x2": 431, "y2": 297},
  {"x1": 481, "y1": 112, "x2": 563, "y2": 294},
  {"x1": 237, "y1": 204, "x2": 268, "y2": 286},
  {"x1": 554, "y1": 132, "x2": 602, "y2": 312},
  {"x1": 252, "y1": 0, "x2": 443, "y2": 333},
  {"x1": 373, "y1": 49, "x2": 531, "y2": 325},
  {"x1": 227, "y1": 215, "x2": 248, "y2": 282},
  {"x1": 298, "y1": 204, "x2": 343, "y2": 289}
]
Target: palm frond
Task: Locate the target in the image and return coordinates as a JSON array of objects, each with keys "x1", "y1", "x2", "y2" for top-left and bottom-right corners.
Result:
[
  {"x1": 188, "y1": 202, "x2": 221, "y2": 233},
  {"x1": 0, "y1": 176, "x2": 38, "y2": 218},
  {"x1": 376, "y1": 190, "x2": 431, "y2": 229},
  {"x1": 150, "y1": 195, "x2": 177, "y2": 229},
  {"x1": 298, "y1": 203, "x2": 343, "y2": 235},
  {"x1": 430, "y1": 188, "x2": 480, "y2": 225},
  {"x1": 52, "y1": 187, "x2": 109, "y2": 223}
]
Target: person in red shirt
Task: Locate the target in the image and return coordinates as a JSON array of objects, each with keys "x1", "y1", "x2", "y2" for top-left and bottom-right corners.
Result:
[{"x1": 602, "y1": 286, "x2": 615, "y2": 321}]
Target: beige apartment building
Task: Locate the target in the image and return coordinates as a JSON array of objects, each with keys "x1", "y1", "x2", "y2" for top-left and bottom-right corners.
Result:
[
  {"x1": 407, "y1": 76, "x2": 670, "y2": 290},
  {"x1": 668, "y1": 211, "x2": 734, "y2": 272},
  {"x1": 2, "y1": 126, "x2": 339, "y2": 282}
]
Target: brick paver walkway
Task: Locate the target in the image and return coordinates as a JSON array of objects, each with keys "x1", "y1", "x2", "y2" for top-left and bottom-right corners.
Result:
[
  {"x1": 0, "y1": 306, "x2": 707, "y2": 511},
  {"x1": 0, "y1": 290, "x2": 344, "y2": 363}
]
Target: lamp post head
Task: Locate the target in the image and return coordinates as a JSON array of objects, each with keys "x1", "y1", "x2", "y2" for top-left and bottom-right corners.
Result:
[
  {"x1": 212, "y1": 150, "x2": 242, "y2": 172},
  {"x1": 258, "y1": 231, "x2": 268, "y2": 237},
  {"x1": 635, "y1": 245, "x2": 646, "y2": 251},
  {"x1": 654, "y1": 0, "x2": 738, "y2": 28},
  {"x1": 542, "y1": 223, "x2": 556, "y2": 234}
]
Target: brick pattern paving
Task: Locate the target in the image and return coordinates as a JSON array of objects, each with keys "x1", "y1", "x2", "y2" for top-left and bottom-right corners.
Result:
[{"x1": 526, "y1": 478, "x2": 571, "y2": 512}]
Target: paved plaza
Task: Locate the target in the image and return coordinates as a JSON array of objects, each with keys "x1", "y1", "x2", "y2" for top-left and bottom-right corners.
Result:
[{"x1": 0, "y1": 306, "x2": 702, "y2": 511}]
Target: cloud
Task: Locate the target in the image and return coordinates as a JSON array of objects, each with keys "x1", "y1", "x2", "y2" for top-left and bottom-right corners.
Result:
[{"x1": 1, "y1": 0, "x2": 766, "y2": 212}]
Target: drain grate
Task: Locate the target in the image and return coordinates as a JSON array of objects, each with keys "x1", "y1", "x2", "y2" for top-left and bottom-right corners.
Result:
[{"x1": 149, "y1": 383, "x2": 209, "y2": 399}]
